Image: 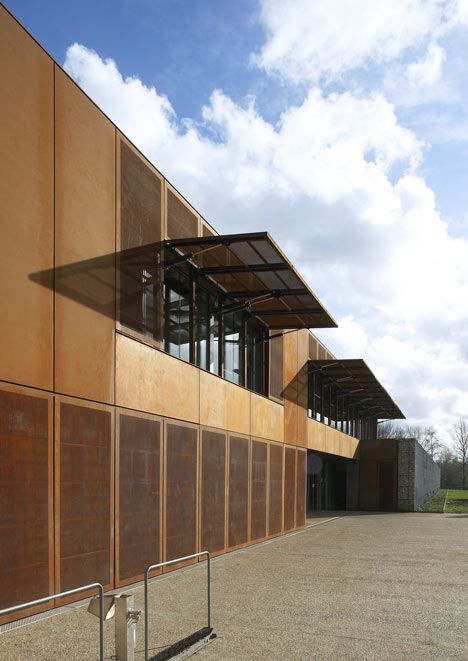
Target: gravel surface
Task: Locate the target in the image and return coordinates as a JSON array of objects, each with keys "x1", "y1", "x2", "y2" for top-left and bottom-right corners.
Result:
[{"x1": 1, "y1": 512, "x2": 467, "y2": 660}]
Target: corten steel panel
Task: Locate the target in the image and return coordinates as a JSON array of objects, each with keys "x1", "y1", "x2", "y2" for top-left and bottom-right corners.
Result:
[
  {"x1": 284, "y1": 447, "x2": 296, "y2": 531},
  {"x1": 326, "y1": 427, "x2": 341, "y2": 456},
  {"x1": 269, "y1": 333, "x2": 284, "y2": 402},
  {"x1": 250, "y1": 393, "x2": 284, "y2": 443},
  {"x1": 200, "y1": 370, "x2": 250, "y2": 435},
  {"x1": 166, "y1": 186, "x2": 199, "y2": 240},
  {"x1": 359, "y1": 438, "x2": 398, "y2": 462},
  {"x1": 228, "y1": 435, "x2": 249, "y2": 549},
  {"x1": 283, "y1": 331, "x2": 298, "y2": 445},
  {"x1": 200, "y1": 429, "x2": 226, "y2": 555},
  {"x1": 57, "y1": 401, "x2": 113, "y2": 595},
  {"x1": 250, "y1": 441, "x2": 267, "y2": 541},
  {"x1": 307, "y1": 418, "x2": 359, "y2": 459},
  {"x1": 119, "y1": 139, "x2": 162, "y2": 250},
  {"x1": 317, "y1": 344, "x2": 327, "y2": 361},
  {"x1": 268, "y1": 443, "x2": 283, "y2": 537},
  {"x1": 118, "y1": 138, "x2": 164, "y2": 345},
  {"x1": 55, "y1": 67, "x2": 115, "y2": 404},
  {"x1": 202, "y1": 222, "x2": 216, "y2": 237},
  {"x1": 165, "y1": 422, "x2": 198, "y2": 563},
  {"x1": 295, "y1": 449, "x2": 306, "y2": 527},
  {"x1": 117, "y1": 412, "x2": 161, "y2": 585},
  {"x1": 116, "y1": 333, "x2": 200, "y2": 422},
  {"x1": 358, "y1": 460, "x2": 378, "y2": 510},
  {"x1": 0, "y1": 386, "x2": 53, "y2": 624},
  {"x1": 308, "y1": 334, "x2": 319, "y2": 360},
  {"x1": 0, "y1": 9, "x2": 53, "y2": 390},
  {"x1": 379, "y1": 461, "x2": 397, "y2": 511}
]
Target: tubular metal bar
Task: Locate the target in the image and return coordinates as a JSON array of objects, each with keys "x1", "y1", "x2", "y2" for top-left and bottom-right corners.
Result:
[
  {"x1": 144, "y1": 551, "x2": 211, "y2": 661},
  {"x1": 0, "y1": 583, "x2": 105, "y2": 661}
]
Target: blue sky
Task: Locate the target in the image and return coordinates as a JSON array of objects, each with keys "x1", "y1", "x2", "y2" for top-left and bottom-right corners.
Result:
[
  {"x1": 6, "y1": 0, "x2": 266, "y2": 117},
  {"x1": 6, "y1": 0, "x2": 468, "y2": 437},
  {"x1": 9, "y1": 0, "x2": 468, "y2": 222}
]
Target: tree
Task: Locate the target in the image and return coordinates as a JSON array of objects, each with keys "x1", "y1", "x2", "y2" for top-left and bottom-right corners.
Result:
[
  {"x1": 450, "y1": 418, "x2": 468, "y2": 489},
  {"x1": 378, "y1": 422, "x2": 443, "y2": 460},
  {"x1": 418, "y1": 426, "x2": 443, "y2": 460},
  {"x1": 437, "y1": 446, "x2": 461, "y2": 489},
  {"x1": 377, "y1": 420, "x2": 404, "y2": 439}
]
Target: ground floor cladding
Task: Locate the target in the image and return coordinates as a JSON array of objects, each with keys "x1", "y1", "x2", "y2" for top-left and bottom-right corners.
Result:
[{"x1": 0, "y1": 382, "x2": 307, "y2": 625}]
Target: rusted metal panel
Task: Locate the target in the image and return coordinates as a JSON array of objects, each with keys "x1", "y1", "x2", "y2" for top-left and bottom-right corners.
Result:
[
  {"x1": 268, "y1": 443, "x2": 283, "y2": 536},
  {"x1": 57, "y1": 400, "x2": 113, "y2": 594},
  {"x1": 165, "y1": 421, "x2": 198, "y2": 562},
  {"x1": 200, "y1": 429, "x2": 226, "y2": 555},
  {"x1": 117, "y1": 411, "x2": 161, "y2": 585},
  {"x1": 284, "y1": 447, "x2": 296, "y2": 531},
  {"x1": 296, "y1": 449, "x2": 306, "y2": 527},
  {"x1": 0, "y1": 386, "x2": 53, "y2": 622},
  {"x1": 228, "y1": 435, "x2": 249, "y2": 549},
  {"x1": 250, "y1": 440, "x2": 267, "y2": 541}
]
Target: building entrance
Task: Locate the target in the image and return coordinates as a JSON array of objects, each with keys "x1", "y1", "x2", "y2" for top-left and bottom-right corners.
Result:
[{"x1": 307, "y1": 451, "x2": 349, "y2": 513}]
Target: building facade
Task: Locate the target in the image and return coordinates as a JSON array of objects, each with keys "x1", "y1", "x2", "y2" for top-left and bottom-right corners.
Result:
[{"x1": 0, "y1": 5, "x2": 412, "y2": 624}]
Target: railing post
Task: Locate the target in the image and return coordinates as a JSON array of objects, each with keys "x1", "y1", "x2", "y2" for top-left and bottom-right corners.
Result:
[
  {"x1": 144, "y1": 566, "x2": 150, "y2": 661},
  {"x1": 98, "y1": 584, "x2": 104, "y2": 661},
  {"x1": 207, "y1": 554, "x2": 211, "y2": 630},
  {"x1": 143, "y1": 551, "x2": 211, "y2": 661}
]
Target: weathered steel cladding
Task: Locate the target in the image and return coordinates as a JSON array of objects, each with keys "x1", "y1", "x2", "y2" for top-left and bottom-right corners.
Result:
[
  {"x1": 200, "y1": 429, "x2": 227, "y2": 554},
  {"x1": 118, "y1": 412, "x2": 161, "y2": 584}
]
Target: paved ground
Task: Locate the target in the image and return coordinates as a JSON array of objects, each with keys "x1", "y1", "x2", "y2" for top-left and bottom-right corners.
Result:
[{"x1": 1, "y1": 512, "x2": 467, "y2": 660}]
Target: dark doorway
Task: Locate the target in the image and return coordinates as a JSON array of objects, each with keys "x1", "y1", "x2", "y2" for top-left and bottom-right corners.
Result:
[
  {"x1": 328, "y1": 461, "x2": 347, "y2": 510},
  {"x1": 378, "y1": 461, "x2": 395, "y2": 511},
  {"x1": 307, "y1": 450, "x2": 349, "y2": 514}
]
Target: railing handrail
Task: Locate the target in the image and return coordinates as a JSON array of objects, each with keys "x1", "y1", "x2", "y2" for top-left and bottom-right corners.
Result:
[
  {"x1": 0, "y1": 582, "x2": 105, "y2": 661},
  {"x1": 144, "y1": 551, "x2": 211, "y2": 661}
]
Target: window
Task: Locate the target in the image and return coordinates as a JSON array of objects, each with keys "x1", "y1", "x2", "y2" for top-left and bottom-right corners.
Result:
[
  {"x1": 121, "y1": 242, "x2": 269, "y2": 394},
  {"x1": 163, "y1": 266, "x2": 191, "y2": 361},
  {"x1": 308, "y1": 371, "x2": 377, "y2": 439},
  {"x1": 246, "y1": 319, "x2": 266, "y2": 395},
  {"x1": 308, "y1": 372, "x2": 325, "y2": 422},
  {"x1": 195, "y1": 283, "x2": 220, "y2": 375},
  {"x1": 223, "y1": 311, "x2": 244, "y2": 385}
]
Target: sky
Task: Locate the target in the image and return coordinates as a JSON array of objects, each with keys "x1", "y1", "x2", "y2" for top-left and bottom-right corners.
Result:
[{"x1": 7, "y1": 0, "x2": 468, "y2": 438}]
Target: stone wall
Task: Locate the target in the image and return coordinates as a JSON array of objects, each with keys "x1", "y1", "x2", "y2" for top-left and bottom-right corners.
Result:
[{"x1": 397, "y1": 438, "x2": 440, "y2": 511}]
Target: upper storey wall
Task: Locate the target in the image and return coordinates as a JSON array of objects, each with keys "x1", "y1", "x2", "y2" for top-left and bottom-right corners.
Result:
[{"x1": 0, "y1": 5, "x2": 340, "y2": 444}]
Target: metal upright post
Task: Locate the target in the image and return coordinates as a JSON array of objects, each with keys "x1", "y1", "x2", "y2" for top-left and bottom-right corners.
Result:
[
  {"x1": 115, "y1": 594, "x2": 140, "y2": 661},
  {"x1": 207, "y1": 554, "x2": 211, "y2": 630}
]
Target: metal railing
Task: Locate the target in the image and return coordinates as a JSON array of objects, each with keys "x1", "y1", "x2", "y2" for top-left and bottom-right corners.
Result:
[
  {"x1": 144, "y1": 551, "x2": 211, "y2": 661},
  {"x1": 0, "y1": 583, "x2": 105, "y2": 661}
]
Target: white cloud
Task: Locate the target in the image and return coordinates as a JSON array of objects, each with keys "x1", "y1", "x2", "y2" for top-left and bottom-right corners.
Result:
[
  {"x1": 383, "y1": 41, "x2": 450, "y2": 108},
  {"x1": 406, "y1": 42, "x2": 446, "y2": 87},
  {"x1": 252, "y1": 0, "x2": 450, "y2": 84},
  {"x1": 64, "y1": 42, "x2": 468, "y2": 435}
]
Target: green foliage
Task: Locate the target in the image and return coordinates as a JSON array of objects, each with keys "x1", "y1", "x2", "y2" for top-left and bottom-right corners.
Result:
[
  {"x1": 420, "y1": 489, "x2": 447, "y2": 512},
  {"x1": 419, "y1": 489, "x2": 468, "y2": 513},
  {"x1": 444, "y1": 490, "x2": 468, "y2": 513}
]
